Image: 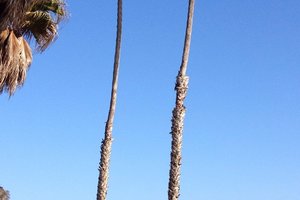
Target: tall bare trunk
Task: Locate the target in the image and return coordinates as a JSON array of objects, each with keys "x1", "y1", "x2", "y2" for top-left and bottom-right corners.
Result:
[
  {"x1": 97, "y1": 0, "x2": 122, "y2": 200},
  {"x1": 168, "y1": 0, "x2": 195, "y2": 200}
]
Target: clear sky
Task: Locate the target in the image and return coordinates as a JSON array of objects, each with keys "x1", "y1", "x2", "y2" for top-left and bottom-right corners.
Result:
[{"x1": 1, "y1": 0, "x2": 300, "y2": 199}]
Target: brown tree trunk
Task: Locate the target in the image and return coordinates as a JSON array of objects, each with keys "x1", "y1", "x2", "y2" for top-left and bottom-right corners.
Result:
[
  {"x1": 168, "y1": 0, "x2": 195, "y2": 200},
  {"x1": 96, "y1": 0, "x2": 122, "y2": 200}
]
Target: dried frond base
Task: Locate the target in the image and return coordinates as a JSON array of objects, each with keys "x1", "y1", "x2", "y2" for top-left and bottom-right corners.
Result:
[
  {"x1": 97, "y1": 133, "x2": 113, "y2": 200},
  {"x1": 168, "y1": 74, "x2": 189, "y2": 200},
  {"x1": 0, "y1": 29, "x2": 32, "y2": 95}
]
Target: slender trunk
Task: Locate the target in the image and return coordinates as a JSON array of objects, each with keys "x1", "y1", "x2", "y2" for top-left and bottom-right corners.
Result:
[
  {"x1": 97, "y1": 0, "x2": 122, "y2": 200},
  {"x1": 168, "y1": 0, "x2": 195, "y2": 200}
]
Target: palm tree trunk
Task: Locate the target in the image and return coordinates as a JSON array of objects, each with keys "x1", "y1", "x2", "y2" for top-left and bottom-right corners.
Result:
[
  {"x1": 168, "y1": 0, "x2": 195, "y2": 200},
  {"x1": 96, "y1": 0, "x2": 122, "y2": 200}
]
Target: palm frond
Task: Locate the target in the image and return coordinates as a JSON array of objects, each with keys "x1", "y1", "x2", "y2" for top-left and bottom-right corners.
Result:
[
  {"x1": 0, "y1": 0, "x2": 32, "y2": 31},
  {"x1": 0, "y1": 0, "x2": 66, "y2": 95},
  {"x1": 31, "y1": 0, "x2": 66, "y2": 20},
  {"x1": 23, "y1": 11, "x2": 57, "y2": 51},
  {"x1": 0, "y1": 29, "x2": 32, "y2": 95},
  {"x1": 22, "y1": 0, "x2": 66, "y2": 51}
]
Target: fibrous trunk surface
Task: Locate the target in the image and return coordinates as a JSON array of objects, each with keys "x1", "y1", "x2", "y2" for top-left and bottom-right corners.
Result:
[
  {"x1": 168, "y1": 0, "x2": 195, "y2": 199},
  {"x1": 96, "y1": 0, "x2": 122, "y2": 200}
]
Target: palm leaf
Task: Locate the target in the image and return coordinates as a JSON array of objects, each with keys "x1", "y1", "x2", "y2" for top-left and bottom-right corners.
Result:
[
  {"x1": 31, "y1": 0, "x2": 66, "y2": 19},
  {"x1": 23, "y1": 11, "x2": 57, "y2": 51},
  {"x1": 0, "y1": 30, "x2": 32, "y2": 95},
  {"x1": 23, "y1": 0, "x2": 66, "y2": 51},
  {"x1": 0, "y1": 0, "x2": 66, "y2": 95},
  {"x1": 0, "y1": 0, "x2": 32, "y2": 31}
]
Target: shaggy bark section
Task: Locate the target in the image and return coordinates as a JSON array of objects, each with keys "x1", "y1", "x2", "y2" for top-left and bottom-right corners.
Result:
[
  {"x1": 168, "y1": 74, "x2": 189, "y2": 200},
  {"x1": 168, "y1": 0, "x2": 194, "y2": 199},
  {"x1": 97, "y1": 0, "x2": 122, "y2": 200}
]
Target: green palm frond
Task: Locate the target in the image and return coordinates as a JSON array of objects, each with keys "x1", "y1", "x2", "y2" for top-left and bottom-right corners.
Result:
[
  {"x1": 31, "y1": 0, "x2": 66, "y2": 19},
  {"x1": 23, "y1": 11, "x2": 57, "y2": 51},
  {"x1": 22, "y1": 0, "x2": 66, "y2": 51}
]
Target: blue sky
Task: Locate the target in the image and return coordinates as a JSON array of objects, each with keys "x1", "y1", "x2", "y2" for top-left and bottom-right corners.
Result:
[{"x1": 1, "y1": 0, "x2": 300, "y2": 199}]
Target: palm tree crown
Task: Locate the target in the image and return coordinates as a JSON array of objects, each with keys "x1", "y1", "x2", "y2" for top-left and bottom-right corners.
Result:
[
  {"x1": 0, "y1": 186, "x2": 9, "y2": 200},
  {"x1": 0, "y1": 0, "x2": 66, "y2": 95}
]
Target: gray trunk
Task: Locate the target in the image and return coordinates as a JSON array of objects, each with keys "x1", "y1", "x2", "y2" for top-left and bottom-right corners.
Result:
[
  {"x1": 168, "y1": 0, "x2": 195, "y2": 199},
  {"x1": 96, "y1": 0, "x2": 122, "y2": 200}
]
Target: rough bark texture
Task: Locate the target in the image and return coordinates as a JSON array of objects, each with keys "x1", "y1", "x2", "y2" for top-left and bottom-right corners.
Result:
[
  {"x1": 168, "y1": 0, "x2": 195, "y2": 200},
  {"x1": 96, "y1": 0, "x2": 122, "y2": 200}
]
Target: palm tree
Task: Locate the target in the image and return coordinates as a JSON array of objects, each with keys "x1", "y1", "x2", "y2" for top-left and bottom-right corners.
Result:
[
  {"x1": 0, "y1": 0, "x2": 66, "y2": 95},
  {"x1": 168, "y1": 0, "x2": 195, "y2": 199},
  {"x1": 97, "y1": 0, "x2": 122, "y2": 200},
  {"x1": 0, "y1": 186, "x2": 9, "y2": 200}
]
